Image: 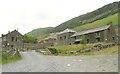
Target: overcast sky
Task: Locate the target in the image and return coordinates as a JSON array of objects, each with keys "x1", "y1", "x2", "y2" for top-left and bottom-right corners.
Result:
[{"x1": 0, "y1": 0, "x2": 119, "y2": 36}]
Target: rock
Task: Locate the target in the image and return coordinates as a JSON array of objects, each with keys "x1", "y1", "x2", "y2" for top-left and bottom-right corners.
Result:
[
  {"x1": 70, "y1": 51, "x2": 74, "y2": 54},
  {"x1": 67, "y1": 64, "x2": 71, "y2": 67},
  {"x1": 85, "y1": 49, "x2": 91, "y2": 52},
  {"x1": 78, "y1": 60, "x2": 82, "y2": 62}
]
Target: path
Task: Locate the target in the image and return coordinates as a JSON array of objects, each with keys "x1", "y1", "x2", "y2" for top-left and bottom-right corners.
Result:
[{"x1": 2, "y1": 51, "x2": 118, "y2": 72}]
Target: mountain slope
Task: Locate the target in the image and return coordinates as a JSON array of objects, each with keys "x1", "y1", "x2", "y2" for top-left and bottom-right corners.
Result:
[
  {"x1": 26, "y1": 1, "x2": 119, "y2": 37},
  {"x1": 73, "y1": 13, "x2": 118, "y2": 31},
  {"x1": 52, "y1": 1, "x2": 119, "y2": 32},
  {"x1": 27, "y1": 27, "x2": 54, "y2": 37}
]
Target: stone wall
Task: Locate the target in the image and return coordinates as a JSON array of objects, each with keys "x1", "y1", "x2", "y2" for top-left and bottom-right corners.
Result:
[{"x1": 77, "y1": 43, "x2": 116, "y2": 54}]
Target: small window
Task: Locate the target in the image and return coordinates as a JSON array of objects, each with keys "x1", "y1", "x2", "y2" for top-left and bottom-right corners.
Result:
[
  {"x1": 112, "y1": 37, "x2": 115, "y2": 41},
  {"x1": 11, "y1": 37, "x2": 14, "y2": 41},
  {"x1": 11, "y1": 45, "x2": 14, "y2": 48},
  {"x1": 74, "y1": 36, "x2": 77, "y2": 39},
  {"x1": 96, "y1": 38, "x2": 101, "y2": 42},
  {"x1": 64, "y1": 36, "x2": 66, "y2": 39},
  {"x1": 96, "y1": 32, "x2": 100, "y2": 36},
  {"x1": 87, "y1": 39, "x2": 89, "y2": 43},
  {"x1": 16, "y1": 38, "x2": 17, "y2": 41},
  {"x1": 60, "y1": 37, "x2": 62, "y2": 40},
  {"x1": 108, "y1": 29, "x2": 110, "y2": 32}
]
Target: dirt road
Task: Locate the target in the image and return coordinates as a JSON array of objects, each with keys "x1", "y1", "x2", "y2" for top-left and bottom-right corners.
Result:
[{"x1": 2, "y1": 51, "x2": 118, "y2": 72}]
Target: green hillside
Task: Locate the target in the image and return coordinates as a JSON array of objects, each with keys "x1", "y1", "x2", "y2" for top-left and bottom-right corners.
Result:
[
  {"x1": 27, "y1": 27, "x2": 54, "y2": 37},
  {"x1": 73, "y1": 13, "x2": 118, "y2": 31},
  {"x1": 26, "y1": 1, "x2": 119, "y2": 38},
  {"x1": 52, "y1": 1, "x2": 119, "y2": 32}
]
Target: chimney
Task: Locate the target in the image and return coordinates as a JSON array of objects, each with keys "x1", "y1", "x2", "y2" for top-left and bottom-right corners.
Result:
[
  {"x1": 2, "y1": 34, "x2": 4, "y2": 37},
  {"x1": 8, "y1": 31, "x2": 10, "y2": 34}
]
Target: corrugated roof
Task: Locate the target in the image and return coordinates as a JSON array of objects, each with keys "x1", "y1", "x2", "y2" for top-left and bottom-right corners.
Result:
[
  {"x1": 71, "y1": 25, "x2": 111, "y2": 37},
  {"x1": 58, "y1": 29, "x2": 76, "y2": 35}
]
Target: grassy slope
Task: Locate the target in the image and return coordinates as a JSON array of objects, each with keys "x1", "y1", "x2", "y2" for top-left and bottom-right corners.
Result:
[
  {"x1": 73, "y1": 13, "x2": 118, "y2": 31},
  {"x1": 48, "y1": 43, "x2": 118, "y2": 56},
  {"x1": 91, "y1": 46, "x2": 118, "y2": 55},
  {"x1": 49, "y1": 44, "x2": 94, "y2": 53}
]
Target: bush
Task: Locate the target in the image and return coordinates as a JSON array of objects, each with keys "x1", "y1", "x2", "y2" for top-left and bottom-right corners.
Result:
[
  {"x1": 48, "y1": 48, "x2": 58, "y2": 55},
  {"x1": 24, "y1": 34, "x2": 37, "y2": 43}
]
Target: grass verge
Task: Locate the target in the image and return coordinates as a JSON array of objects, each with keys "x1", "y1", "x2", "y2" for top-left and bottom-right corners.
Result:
[
  {"x1": 2, "y1": 55, "x2": 22, "y2": 64},
  {"x1": 48, "y1": 44, "x2": 94, "y2": 56},
  {"x1": 2, "y1": 51, "x2": 22, "y2": 64}
]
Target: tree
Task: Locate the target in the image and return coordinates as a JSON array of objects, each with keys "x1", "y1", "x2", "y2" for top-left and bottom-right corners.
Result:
[{"x1": 23, "y1": 34, "x2": 37, "y2": 43}]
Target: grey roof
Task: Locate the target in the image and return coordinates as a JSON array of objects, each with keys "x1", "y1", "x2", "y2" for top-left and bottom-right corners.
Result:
[
  {"x1": 2, "y1": 30, "x2": 23, "y2": 37},
  {"x1": 71, "y1": 25, "x2": 111, "y2": 37},
  {"x1": 58, "y1": 29, "x2": 76, "y2": 35}
]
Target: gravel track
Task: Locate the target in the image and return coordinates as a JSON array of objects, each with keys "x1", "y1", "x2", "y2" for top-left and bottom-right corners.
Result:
[{"x1": 2, "y1": 51, "x2": 118, "y2": 72}]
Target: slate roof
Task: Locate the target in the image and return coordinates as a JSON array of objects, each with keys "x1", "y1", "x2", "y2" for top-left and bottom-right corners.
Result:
[
  {"x1": 71, "y1": 25, "x2": 111, "y2": 37},
  {"x1": 2, "y1": 30, "x2": 23, "y2": 37},
  {"x1": 58, "y1": 29, "x2": 76, "y2": 35}
]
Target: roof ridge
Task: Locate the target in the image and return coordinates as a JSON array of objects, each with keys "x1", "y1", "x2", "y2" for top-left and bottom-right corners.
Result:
[{"x1": 71, "y1": 25, "x2": 111, "y2": 37}]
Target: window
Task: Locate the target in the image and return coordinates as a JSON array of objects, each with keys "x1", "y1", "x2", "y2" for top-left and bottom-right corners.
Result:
[
  {"x1": 60, "y1": 37, "x2": 62, "y2": 40},
  {"x1": 108, "y1": 28, "x2": 110, "y2": 32},
  {"x1": 74, "y1": 36, "x2": 77, "y2": 39},
  {"x1": 112, "y1": 37, "x2": 115, "y2": 41},
  {"x1": 96, "y1": 32, "x2": 100, "y2": 36},
  {"x1": 64, "y1": 36, "x2": 66, "y2": 39},
  {"x1": 11, "y1": 45, "x2": 14, "y2": 48},
  {"x1": 3, "y1": 37, "x2": 6, "y2": 41},
  {"x1": 96, "y1": 38, "x2": 101, "y2": 42},
  {"x1": 87, "y1": 39, "x2": 89, "y2": 43},
  {"x1": 16, "y1": 38, "x2": 17, "y2": 41},
  {"x1": 11, "y1": 37, "x2": 14, "y2": 41}
]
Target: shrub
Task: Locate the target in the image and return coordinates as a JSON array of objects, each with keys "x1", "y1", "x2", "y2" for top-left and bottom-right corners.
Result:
[{"x1": 48, "y1": 48, "x2": 58, "y2": 55}]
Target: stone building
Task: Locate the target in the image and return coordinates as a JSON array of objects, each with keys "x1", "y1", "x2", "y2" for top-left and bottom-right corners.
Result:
[
  {"x1": 2, "y1": 30, "x2": 24, "y2": 51},
  {"x1": 71, "y1": 25, "x2": 116, "y2": 44},
  {"x1": 57, "y1": 29, "x2": 76, "y2": 45},
  {"x1": 38, "y1": 34, "x2": 57, "y2": 49},
  {"x1": 44, "y1": 37, "x2": 57, "y2": 47}
]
